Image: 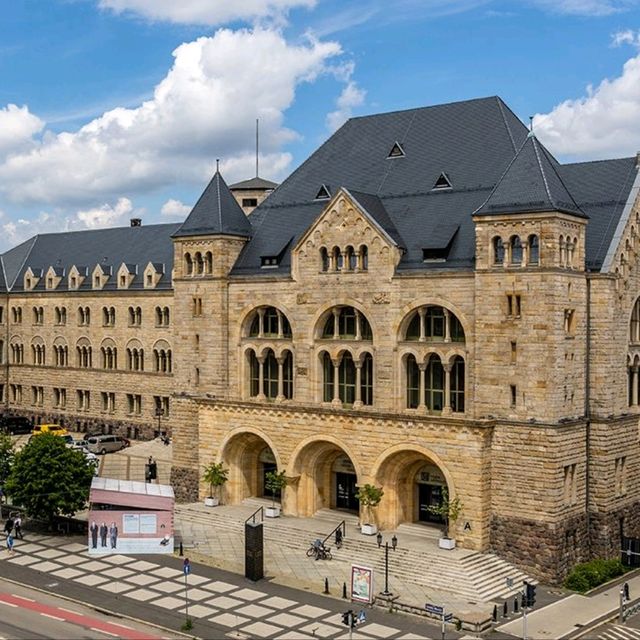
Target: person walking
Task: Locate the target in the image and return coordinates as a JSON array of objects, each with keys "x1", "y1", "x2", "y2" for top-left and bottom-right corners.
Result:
[
  {"x1": 13, "y1": 515, "x2": 22, "y2": 540},
  {"x1": 3, "y1": 516, "x2": 14, "y2": 537},
  {"x1": 6, "y1": 532, "x2": 14, "y2": 554}
]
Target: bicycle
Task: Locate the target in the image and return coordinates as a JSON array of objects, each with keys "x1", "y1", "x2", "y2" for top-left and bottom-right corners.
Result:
[{"x1": 306, "y1": 542, "x2": 332, "y2": 560}]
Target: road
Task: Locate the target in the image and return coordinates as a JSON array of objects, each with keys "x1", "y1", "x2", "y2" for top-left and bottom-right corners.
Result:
[{"x1": 0, "y1": 581, "x2": 167, "y2": 640}]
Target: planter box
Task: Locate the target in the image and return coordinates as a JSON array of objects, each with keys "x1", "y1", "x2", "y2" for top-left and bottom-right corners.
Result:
[
  {"x1": 361, "y1": 523, "x2": 378, "y2": 536},
  {"x1": 265, "y1": 506, "x2": 281, "y2": 518},
  {"x1": 204, "y1": 497, "x2": 219, "y2": 507},
  {"x1": 438, "y1": 537, "x2": 456, "y2": 550}
]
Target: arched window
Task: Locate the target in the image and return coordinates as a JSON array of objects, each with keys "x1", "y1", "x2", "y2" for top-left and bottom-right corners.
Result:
[
  {"x1": 282, "y1": 350, "x2": 294, "y2": 399},
  {"x1": 163, "y1": 307, "x2": 170, "y2": 325},
  {"x1": 493, "y1": 236, "x2": 504, "y2": 265},
  {"x1": 528, "y1": 234, "x2": 539, "y2": 265},
  {"x1": 510, "y1": 236, "x2": 523, "y2": 265},
  {"x1": 359, "y1": 245, "x2": 368, "y2": 271},
  {"x1": 247, "y1": 348, "x2": 294, "y2": 400},
  {"x1": 321, "y1": 350, "x2": 373, "y2": 406},
  {"x1": 205, "y1": 251, "x2": 213, "y2": 274},
  {"x1": 404, "y1": 306, "x2": 465, "y2": 343},
  {"x1": 248, "y1": 307, "x2": 292, "y2": 338},
  {"x1": 195, "y1": 252, "x2": 204, "y2": 275},
  {"x1": 361, "y1": 353, "x2": 374, "y2": 405},
  {"x1": 559, "y1": 236, "x2": 566, "y2": 266},
  {"x1": 450, "y1": 356, "x2": 465, "y2": 412},
  {"x1": 320, "y1": 247, "x2": 330, "y2": 272},
  {"x1": 185, "y1": 253, "x2": 193, "y2": 275},
  {"x1": 425, "y1": 354, "x2": 444, "y2": 411},
  {"x1": 346, "y1": 246, "x2": 357, "y2": 271},
  {"x1": 338, "y1": 353, "x2": 356, "y2": 404},
  {"x1": 322, "y1": 306, "x2": 372, "y2": 340},
  {"x1": 322, "y1": 352, "x2": 334, "y2": 402},
  {"x1": 406, "y1": 355, "x2": 420, "y2": 409},
  {"x1": 631, "y1": 298, "x2": 640, "y2": 343}
]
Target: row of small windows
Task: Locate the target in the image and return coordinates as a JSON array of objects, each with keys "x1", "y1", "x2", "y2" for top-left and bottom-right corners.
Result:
[
  {"x1": 10, "y1": 305, "x2": 170, "y2": 327},
  {"x1": 493, "y1": 234, "x2": 539, "y2": 266},
  {"x1": 184, "y1": 251, "x2": 213, "y2": 276},
  {"x1": 8, "y1": 338, "x2": 172, "y2": 373},
  {"x1": 245, "y1": 305, "x2": 465, "y2": 344},
  {"x1": 320, "y1": 246, "x2": 369, "y2": 272}
]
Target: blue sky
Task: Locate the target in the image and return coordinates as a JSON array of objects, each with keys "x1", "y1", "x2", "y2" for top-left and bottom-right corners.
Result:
[{"x1": 0, "y1": 0, "x2": 639, "y2": 248}]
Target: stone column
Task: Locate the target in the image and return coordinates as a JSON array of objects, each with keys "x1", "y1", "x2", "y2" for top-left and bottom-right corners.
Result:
[
  {"x1": 276, "y1": 356, "x2": 285, "y2": 402},
  {"x1": 354, "y1": 360, "x2": 363, "y2": 408},
  {"x1": 333, "y1": 308, "x2": 340, "y2": 340},
  {"x1": 257, "y1": 355, "x2": 267, "y2": 401},
  {"x1": 418, "y1": 362, "x2": 427, "y2": 410},
  {"x1": 277, "y1": 310, "x2": 284, "y2": 339},
  {"x1": 257, "y1": 308, "x2": 265, "y2": 338},
  {"x1": 442, "y1": 362, "x2": 452, "y2": 416},
  {"x1": 633, "y1": 367, "x2": 639, "y2": 407},
  {"x1": 444, "y1": 309, "x2": 451, "y2": 343},
  {"x1": 419, "y1": 308, "x2": 427, "y2": 342},
  {"x1": 332, "y1": 356, "x2": 342, "y2": 407},
  {"x1": 355, "y1": 310, "x2": 362, "y2": 341}
]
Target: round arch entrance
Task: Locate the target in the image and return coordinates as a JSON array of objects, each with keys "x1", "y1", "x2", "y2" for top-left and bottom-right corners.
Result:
[
  {"x1": 289, "y1": 439, "x2": 360, "y2": 517},
  {"x1": 373, "y1": 446, "x2": 453, "y2": 531},
  {"x1": 220, "y1": 430, "x2": 280, "y2": 505}
]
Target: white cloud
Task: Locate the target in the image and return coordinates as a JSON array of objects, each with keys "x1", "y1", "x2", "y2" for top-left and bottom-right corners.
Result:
[
  {"x1": 530, "y1": 0, "x2": 637, "y2": 15},
  {"x1": 0, "y1": 104, "x2": 44, "y2": 158},
  {"x1": 161, "y1": 198, "x2": 191, "y2": 218},
  {"x1": 0, "y1": 28, "x2": 344, "y2": 205},
  {"x1": 326, "y1": 81, "x2": 366, "y2": 132},
  {"x1": 534, "y1": 51, "x2": 640, "y2": 159},
  {"x1": 98, "y1": 0, "x2": 316, "y2": 25},
  {"x1": 612, "y1": 29, "x2": 640, "y2": 47},
  {"x1": 75, "y1": 197, "x2": 134, "y2": 229}
]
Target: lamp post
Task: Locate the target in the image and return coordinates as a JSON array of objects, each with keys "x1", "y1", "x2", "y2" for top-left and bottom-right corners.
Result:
[
  {"x1": 155, "y1": 406, "x2": 164, "y2": 437},
  {"x1": 376, "y1": 532, "x2": 398, "y2": 596}
]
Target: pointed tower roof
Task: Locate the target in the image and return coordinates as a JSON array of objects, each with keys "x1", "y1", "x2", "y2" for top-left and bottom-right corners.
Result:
[
  {"x1": 474, "y1": 133, "x2": 586, "y2": 218},
  {"x1": 173, "y1": 170, "x2": 252, "y2": 238}
]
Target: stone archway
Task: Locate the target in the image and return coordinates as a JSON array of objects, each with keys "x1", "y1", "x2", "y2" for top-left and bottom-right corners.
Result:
[
  {"x1": 288, "y1": 437, "x2": 360, "y2": 517},
  {"x1": 220, "y1": 431, "x2": 280, "y2": 505},
  {"x1": 372, "y1": 445, "x2": 454, "y2": 531}
]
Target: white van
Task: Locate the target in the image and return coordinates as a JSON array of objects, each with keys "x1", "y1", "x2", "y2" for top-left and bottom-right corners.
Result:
[{"x1": 86, "y1": 434, "x2": 127, "y2": 454}]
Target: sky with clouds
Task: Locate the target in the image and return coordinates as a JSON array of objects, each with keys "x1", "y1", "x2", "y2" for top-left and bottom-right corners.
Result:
[{"x1": 0, "y1": 0, "x2": 639, "y2": 248}]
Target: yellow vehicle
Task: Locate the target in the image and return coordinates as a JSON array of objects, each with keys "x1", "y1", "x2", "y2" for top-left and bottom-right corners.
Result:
[{"x1": 32, "y1": 423, "x2": 68, "y2": 436}]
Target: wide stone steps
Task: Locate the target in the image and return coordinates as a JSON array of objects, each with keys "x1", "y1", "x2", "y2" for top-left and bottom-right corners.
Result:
[{"x1": 175, "y1": 503, "x2": 535, "y2": 602}]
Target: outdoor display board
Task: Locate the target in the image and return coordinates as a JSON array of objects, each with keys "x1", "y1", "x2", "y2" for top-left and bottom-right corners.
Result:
[
  {"x1": 350, "y1": 564, "x2": 374, "y2": 603},
  {"x1": 88, "y1": 477, "x2": 174, "y2": 555}
]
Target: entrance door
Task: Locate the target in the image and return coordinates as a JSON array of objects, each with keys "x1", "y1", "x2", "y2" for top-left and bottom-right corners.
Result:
[
  {"x1": 262, "y1": 462, "x2": 279, "y2": 499},
  {"x1": 335, "y1": 472, "x2": 358, "y2": 511},
  {"x1": 418, "y1": 483, "x2": 444, "y2": 523}
]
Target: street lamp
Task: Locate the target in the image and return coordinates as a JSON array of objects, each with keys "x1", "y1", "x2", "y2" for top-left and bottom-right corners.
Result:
[
  {"x1": 376, "y1": 532, "x2": 398, "y2": 596},
  {"x1": 155, "y1": 406, "x2": 164, "y2": 437}
]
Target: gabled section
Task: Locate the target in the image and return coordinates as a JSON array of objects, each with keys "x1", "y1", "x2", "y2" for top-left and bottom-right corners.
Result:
[
  {"x1": 422, "y1": 225, "x2": 459, "y2": 262},
  {"x1": 144, "y1": 262, "x2": 164, "y2": 288},
  {"x1": 474, "y1": 134, "x2": 586, "y2": 218},
  {"x1": 68, "y1": 265, "x2": 87, "y2": 290},
  {"x1": 261, "y1": 238, "x2": 293, "y2": 269},
  {"x1": 172, "y1": 169, "x2": 252, "y2": 239},
  {"x1": 314, "y1": 184, "x2": 331, "y2": 200},
  {"x1": 92, "y1": 263, "x2": 112, "y2": 290},
  {"x1": 117, "y1": 263, "x2": 136, "y2": 289},
  {"x1": 387, "y1": 141, "x2": 405, "y2": 159},
  {"x1": 24, "y1": 267, "x2": 42, "y2": 291},
  {"x1": 45, "y1": 266, "x2": 64, "y2": 290},
  {"x1": 432, "y1": 172, "x2": 452, "y2": 190}
]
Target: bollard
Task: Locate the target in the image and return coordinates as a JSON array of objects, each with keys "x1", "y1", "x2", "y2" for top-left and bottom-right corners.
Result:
[
  {"x1": 324, "y1": 577, "x2": 329, "y2": 594},
  {"x1": 492, "y1": 604, "x2": 498, "y2": 622},
  {"x1": 342, "y1": 582, "x2": 347, "y2": 599},
  {"x1": 503, "y1": 601, "x2": 508, "y2": 618},
  {"x1": 514, "y1": 597, "x2": 518, "y2": 613},
  {"x1": 625, "y1": 582, "x2": 630, "y2": 601},
  {"x1": 179, "y1": 542, "x2": 183, "y2": 556}
]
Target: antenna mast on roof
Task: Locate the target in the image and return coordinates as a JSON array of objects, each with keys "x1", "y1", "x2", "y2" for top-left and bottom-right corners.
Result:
[
  {"x1": 256, "y1": 118, "x2": 259, "y2": 178},
  {"x1": 216, "y1": 158, "x2": 220, "y2": 172},
  {"x1": 528, "y1": 115, "x2": 534, "y2": 137}
]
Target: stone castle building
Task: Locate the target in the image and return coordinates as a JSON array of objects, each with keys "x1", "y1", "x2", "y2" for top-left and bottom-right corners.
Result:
[{"x1": 1, "y1": 96, "x2": 639, "y2": 582}]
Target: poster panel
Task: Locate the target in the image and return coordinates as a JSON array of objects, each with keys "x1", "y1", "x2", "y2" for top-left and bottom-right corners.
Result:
[{"x1": 351, "y1": 564, "x2": 374, "y2": 604}]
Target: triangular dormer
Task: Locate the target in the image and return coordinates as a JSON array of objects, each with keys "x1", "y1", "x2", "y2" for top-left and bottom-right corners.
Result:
[
  {"x1": 314, "y1": 184, "x2": 331, "y2": 200},
  {"x1": 45, "y1": 266, "x2": 64, "y2": 290},
  {"x1": 387, "y1": 141, "x2": 405, "y2": 159},
  {"x1": 68, "y1": 265, "x2": 87, "y2": 290},
  {"x1": 143, "y1": 262, "x2": 164, "y2": 289},
  {"x1": 117, "y1": 263, "x2": 136, "y2": 289},
  {"x1": 432, "y1": 172, "x2": 452, "y2": 190},
  {"x1": 24, "y1": 267, "x2": 42, "y2": 291},
  {"x1": 92, "y1": 264, "x2": 112, "y2": 290}
]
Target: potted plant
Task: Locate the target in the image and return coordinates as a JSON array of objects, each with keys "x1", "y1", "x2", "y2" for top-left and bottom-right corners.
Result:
[
  {"x1": 265, "y1": 470, "x2": 287, "y2": 517},
  {"x1": 355, "y1": 483, "x2": 384, "y2": 535},
  {"x1": 202, "y1": 461, "x2": 228, "y2": 507},
  {"x1": 428, "y1": 487, "x2": 463, "y2": 549}
]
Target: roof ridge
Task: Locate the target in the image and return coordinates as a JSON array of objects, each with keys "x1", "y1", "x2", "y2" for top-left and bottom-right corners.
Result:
[
  {"x1": 495, "y1": 96, "x2": 517, "y2": 154},
  {"x1": 534, "y1": 137, "x2": 583, "y2": 213},
  {"x1": 531, "y1": 135, "x2": 554, "y2": 206},
  {"x1": 9, "y1": 235, "x2": 39, "y2": 291}
]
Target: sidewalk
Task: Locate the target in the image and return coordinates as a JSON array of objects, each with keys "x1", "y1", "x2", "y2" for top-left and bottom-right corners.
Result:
[{"x1": 496, "y1": 574, "x2": 640, "y2": 639}]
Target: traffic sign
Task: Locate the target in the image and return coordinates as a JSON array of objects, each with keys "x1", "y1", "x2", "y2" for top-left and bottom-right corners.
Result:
[
  {"x1": 444, "y1": 613, "x2": 453, "y2": 622},
  {"x1": 183, "y1": 558, "x2": 191, "y2": 575},
  {"x1": 425, "y1": 603, "x2": 444, "y2": 615}
]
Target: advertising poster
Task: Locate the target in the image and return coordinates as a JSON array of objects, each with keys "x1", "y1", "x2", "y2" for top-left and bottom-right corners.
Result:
[{"x1": 351, "y1": 564, "x2": 374, "y2": 603}]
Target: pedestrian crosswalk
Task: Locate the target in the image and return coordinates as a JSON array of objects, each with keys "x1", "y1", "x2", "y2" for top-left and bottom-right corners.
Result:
[{"x1": 599, "y1": 623, "x2": 640, "y2": 639}]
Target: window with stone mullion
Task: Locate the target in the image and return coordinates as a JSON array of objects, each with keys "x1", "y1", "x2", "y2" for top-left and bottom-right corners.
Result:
[
  {"x1": 283, "y1": 351, "x2": 294, "y2": 399},
  {"x1": 361, "y1": 353, "x2": 374, "y2": 405},
  {"x1": 425, "y1": 355, "x2": 444, "y2": 411},
  {"x1": 322, "y1": 352, "x2": 333, "y2": 401},
  {"x1": 406, "y1": 355, "x2": 420, "y2": 408},
  {"x1": 338, "y1": 353, "x2": 356, "y2": 404},
  {"x1": 450, "y1": 356, "x2": 465, "y2": 412},
  {"x1": 262, "y1": 350, "x2": 279, "y2": 399}
]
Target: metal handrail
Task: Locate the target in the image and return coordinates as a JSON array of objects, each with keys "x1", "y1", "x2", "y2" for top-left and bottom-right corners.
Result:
[
  {"x1": 321, "y1": 520, "x2": 346, "y2": 547},
  {"x1": 245, "y1": 506, "x2": 264, "y2": 525}
]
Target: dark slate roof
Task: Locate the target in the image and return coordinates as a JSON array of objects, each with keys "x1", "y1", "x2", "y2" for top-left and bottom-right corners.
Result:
[
  {"x1": 173, "y1": 171, "x2": 251, "y2": 238},
  {"x1": 229, "y1": 176, "x2": 278, "y2": 190},
  {"x1": 474, "y1": 133, "x2": 586, "y2": 218},
  {"x1": 345, "y1": 189, "x2": 405, "y2": 248},
  {"x1": 1, "y1": 223, "x2": 180, "y2": 293}
]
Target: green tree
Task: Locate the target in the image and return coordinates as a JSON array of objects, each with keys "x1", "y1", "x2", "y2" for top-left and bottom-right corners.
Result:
[
  {"x1": 202, "y1": 461, "x2": 229, "y2": 501},
  {"x1": 6, "y1": 434, "x2": 95, "y2": 523},
  {"x1": 264, "y1": 470, "x2": 287, "y2": 507},
  {"x1": 0, "y1": 433, "x2": 15, "y2": 486},
  {"x1": 427, "y1": 487, "x2": 463, "y2": 538}
]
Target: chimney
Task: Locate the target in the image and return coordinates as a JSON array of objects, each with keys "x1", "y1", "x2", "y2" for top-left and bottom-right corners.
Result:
[
  {"x1": 636, "y1": 151, "x2": 640, "y2": 170},
  {"x1": 130, "y1": 218, "x2": 142, "y2": 227}
]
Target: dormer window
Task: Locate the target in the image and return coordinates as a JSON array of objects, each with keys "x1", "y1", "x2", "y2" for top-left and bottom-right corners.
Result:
[
  {"x1": 26, "y1": 278, "x2": 31, "y2": 289},
  {"x1": 47, "y1": 278, "x2": 53, "y2": 289},
  {"x1": 261, "y1": 256, "x2": 279, "y2": 268},
  {"x1": 432, "y1": 172, "x2": 452, "y2": 190},
  {"x1": 387, "y1": 141, "x2": 405, "y2": 158},
  {"x1": 120, "y1": 276, "x2": 126, "y2": 286},
  {"x1": 71, "y1": 277, "x2": 77, "y2": 288},
  {"x1": 315, "y1": 184, "x2": 331, "y2": 200}
]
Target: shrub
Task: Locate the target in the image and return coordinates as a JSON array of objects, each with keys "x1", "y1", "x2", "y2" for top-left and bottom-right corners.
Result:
[{"x1": 564, "y1": 558, "x2": 626, "y2": 592}]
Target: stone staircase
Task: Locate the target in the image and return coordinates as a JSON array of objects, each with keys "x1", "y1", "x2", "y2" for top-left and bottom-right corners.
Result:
[{"x1": 175, "y1": 500, "x2": 535, "y2": 604}]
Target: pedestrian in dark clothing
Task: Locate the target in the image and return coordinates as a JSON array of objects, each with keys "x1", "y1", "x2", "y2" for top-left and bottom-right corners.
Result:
[
  {"x1": 335, "y1": 527, "x2": 343, "y2": 549},
  {"x1": 99, "y1": 522, "x2": 108, "y2": 547},
  {"x1": 109, "y1": 522, "x2": 118, "y2": 549},
  {"x1": 4, "y1": 517, "x2": 14, "y2": 536},
  {"x1": 13, "y1": 515, "x2": 22, "y2": 540},
  {"x1": 89, "y1": 521, "x2": 98, "y2": 549}
]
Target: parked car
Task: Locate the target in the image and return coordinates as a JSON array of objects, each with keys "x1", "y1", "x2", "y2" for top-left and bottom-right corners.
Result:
[
  {"x1": 85, "y1": 434, "x2": 127, "y2": 455},
  {"x1": 0, "y1": 415, "x2": 33, "y2": 435},
  {"x1": 32, "y1": 423, "x2": 68, "y2": 436}
]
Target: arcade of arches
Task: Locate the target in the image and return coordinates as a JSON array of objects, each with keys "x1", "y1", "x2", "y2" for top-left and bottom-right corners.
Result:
[{"x1": 218, "y1": 430, "x2": 452, "y2": 532}]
